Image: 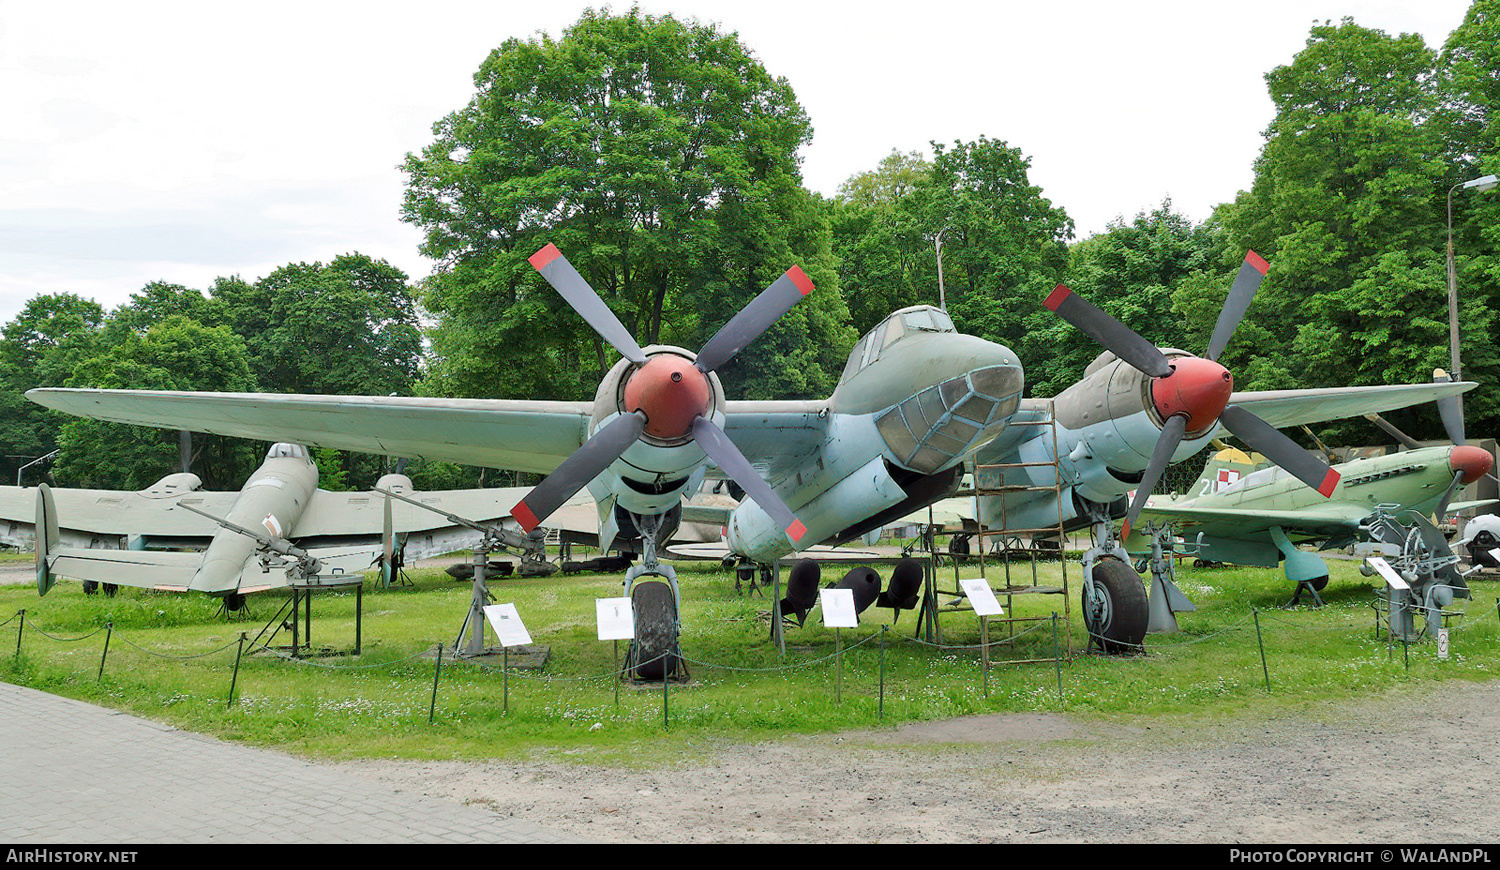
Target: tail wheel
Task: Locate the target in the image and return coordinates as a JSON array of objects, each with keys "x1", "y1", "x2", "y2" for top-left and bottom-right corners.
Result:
[
  {"x1": 628, "y1": 580, "x2": 681, "y2": 681},
  {"x1": 1084, "y1": 557, "x2": 1148, "y2": 654}
]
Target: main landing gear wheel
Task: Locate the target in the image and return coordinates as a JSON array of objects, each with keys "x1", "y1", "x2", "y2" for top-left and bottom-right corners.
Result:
[
  {"x1": 1084, "y1": 557, "x2": 1148, "y2": 654},
  {"x1": 627, "y1": 579, "x2": 682, "y2": 681}
]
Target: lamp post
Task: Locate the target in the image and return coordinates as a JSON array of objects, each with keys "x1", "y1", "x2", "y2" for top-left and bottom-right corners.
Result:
[
  {"x1": 1446, "y1": 174, "x2": 1499, "y2": 380},
  {"x1": 934, "y1": 226, "x2": 952, "y2": 313}
]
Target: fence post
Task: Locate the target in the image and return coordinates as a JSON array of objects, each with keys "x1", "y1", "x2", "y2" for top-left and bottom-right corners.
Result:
[
  {"x1": 97, "y1": 623, "x2": 113, "y2": 682},
  {"x1": 15, "y1": 609, "x2": 23, "y2": 657},
  {"x1": 1253, "y1": 608, "x2": 1270, "y2": 692},
  {"x1": 1052, "y1": 613, "x2": 1063, "y2": 704},
  {"x1": 429, "y1": 643, "x2": 443, "y2": 724},
  {"x1": 227, "y1": 632, "x2": 246, "y2": 708}
]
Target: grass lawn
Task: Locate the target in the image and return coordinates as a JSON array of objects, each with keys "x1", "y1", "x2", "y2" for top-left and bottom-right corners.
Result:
[{"x1": 3, "y1": 551, "x2": 1496, "y2": 765}]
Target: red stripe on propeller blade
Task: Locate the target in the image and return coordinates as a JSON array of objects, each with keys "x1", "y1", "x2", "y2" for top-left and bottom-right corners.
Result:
[
  {"x1": 513, "y1": 500, "x2": 540, "y2": 534},
  {"x1": 529, "y1": 243, "x2": 562, "y2": 270},
  {"x1": 787, "y1": 266, "x2": 814, "y2": 296}
]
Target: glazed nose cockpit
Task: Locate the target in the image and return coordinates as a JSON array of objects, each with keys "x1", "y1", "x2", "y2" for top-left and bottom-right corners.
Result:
[
  {"x1": 835, "y1": 305, "x2": 1023, "y2": 476},
  {"x1": 875, "y1": 365, "x2": 1023, "y2": 473}
]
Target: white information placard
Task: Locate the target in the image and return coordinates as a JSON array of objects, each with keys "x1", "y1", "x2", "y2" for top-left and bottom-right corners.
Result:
[
  {"x1": 483, "y1": 603, "x2": 533, "y2": 647},
  {"x1": 959, "y1": 578, "x2": 1005, "y2": 616},
  {"x1": 819, "y1": 587, "x2": 858, "y2": 628},
  {"x1": 1490, "y1": 548, "x2": 1500, "y2": 567},
  {"x1": 596, "y1": 597, "x2": 635, "y2": 641},
  {"x1": 1438, "y1": 628, "x2": 1451, "y2": 661},
  {"x1": 1366, "y1": 556, "x2": 1410, "y2": 591}
]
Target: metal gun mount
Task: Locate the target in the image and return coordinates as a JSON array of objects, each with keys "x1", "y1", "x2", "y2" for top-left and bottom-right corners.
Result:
[
  {"x1": 174, "y1": 501, "x2": 324, "y2": 580},
  {"x1": 1358, "y1": 504, "x2": 1469, "y2": 642},
  {"x1": 372, "y1": 487, "x2": 550, "y2": 656},
  {"x1": 374, "y1": 487, "x2": 536, "y2": 556}
]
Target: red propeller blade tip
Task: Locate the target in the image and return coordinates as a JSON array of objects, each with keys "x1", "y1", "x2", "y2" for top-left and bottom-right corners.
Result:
[
  {"x1": 529, "y1": 243, "x2": 562, "y2": 270},
  {"x1": 1120, "y1": 520, "x2": 1132, "y2": 540},
  {"x1": 1044, "y1": 284, "x2": 1072, "y2": 312},
  {"x1": 1316, "y1": 468, "x2": 1340, "y2": 498},
  {"x1": 512, "y1": 500, "x2": 541, "y2": 533},
  {"x1": 787, "y1": 265, "x2": 814, "y2": 296},
  {"x1": 1245, "y1": 250, "x2": 1269, "y2": 275},
  {"x1": 785, "y1": 519, "x2": 807, "y2": 543}
]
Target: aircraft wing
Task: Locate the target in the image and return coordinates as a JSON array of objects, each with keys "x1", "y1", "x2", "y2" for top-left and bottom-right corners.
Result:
[
  {"x1": 1139, "y1": 501, "x2": 1376, "y2": 539},
  {"x1": 718, "y1": 400, "x2": 830, "y2": 489},
  {"x1": 25, "y1": 389, "x2": 838, "y2": 485},
  {"x1": 1229, "y1": 381, "x2": 1476, "y2": 429},
  {"x1": 25, "y1": 389, "x2": 593, "y2": 476},
  {"x1": 45, "y1": 548, "x2": 202, "y2": 589},
  {"x1": 896, "y1": 496, "x2": 975, "y2": 531},
  {"x1": 295, "y1": 487, "x2": 532, "y2": 538},
  {"x1": 0, "y1": 485, "x2": 235, "y2": 545},
  {"x1": 43, "y1": 544, "x2": 381, "y2": 594}
]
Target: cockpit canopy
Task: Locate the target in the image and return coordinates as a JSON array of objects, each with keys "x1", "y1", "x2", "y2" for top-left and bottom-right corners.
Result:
[
  {"x1": 840, "y1": 305, "x2": 955, "y2": 384},
  {"x1": 266, "y1": 443, "x2": 312, "y2": 461}
]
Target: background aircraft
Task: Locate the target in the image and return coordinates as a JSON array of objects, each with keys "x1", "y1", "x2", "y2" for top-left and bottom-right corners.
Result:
[
  {"x1": 1136, "y1": 442, "x2": 1495, "y2": 599},
  {"x1": 26, "y1": 248, "x2": 1475, "y2": 657},
  {"x1": 2, "y1": 443, "x2": 590, "y2": 610}
]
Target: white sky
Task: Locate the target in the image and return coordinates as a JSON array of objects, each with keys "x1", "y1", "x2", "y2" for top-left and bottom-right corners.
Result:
[{"x1": 0, "y1": 0, "x2": 1477, "y2": 324}]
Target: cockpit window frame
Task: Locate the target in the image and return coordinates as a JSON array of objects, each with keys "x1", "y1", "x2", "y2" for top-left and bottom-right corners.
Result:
[{"x1": 839, "y1": 305, "x2": 955, "y2": 387}]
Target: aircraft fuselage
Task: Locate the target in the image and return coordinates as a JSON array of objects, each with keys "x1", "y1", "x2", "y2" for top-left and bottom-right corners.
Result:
[
  {"x1": 726, "y1": 307, "x2": 1023, "y2": 563},
  {"x1": 188, "y1": 443, "x2": 318, "y2": 593}
]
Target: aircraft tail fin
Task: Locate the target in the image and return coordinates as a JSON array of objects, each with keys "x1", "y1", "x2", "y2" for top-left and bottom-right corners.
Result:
[
  {"x1": 1189, "y1": 448, "x2": 1263, "y2": 497},
  {"x1": 35, "y1": 484, "x2": 59, "y2": 596}
]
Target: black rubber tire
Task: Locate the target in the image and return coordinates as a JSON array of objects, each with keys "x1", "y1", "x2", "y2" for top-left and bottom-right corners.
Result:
[
  {"x1": 1084, "y1": 557, "x2": 1148, "y2": 654},
  {"x1": 630, "y1": 580, "x2": 679, "y2": 681}
]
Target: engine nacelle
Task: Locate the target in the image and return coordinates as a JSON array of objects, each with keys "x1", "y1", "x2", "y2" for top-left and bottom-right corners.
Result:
[
  {"x1": 139, "y1": 472, "x2": 204, "y2": 498},
  {"x1": 590, "y1": 346, "x2": 724, "y2": 517},
  {"x1": 1050, "y1": 351, "x2": 1218, "y2": 504},
  {"x1": 728, "y1": 456, "x2": 908, "y2": 564},
  {"x1": 374, "y1": 473, "x2": 415, "y2": 495}
]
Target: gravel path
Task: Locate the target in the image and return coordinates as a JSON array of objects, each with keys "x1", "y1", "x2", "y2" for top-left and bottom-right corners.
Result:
[{"x1": 331, "y1": 679, "x2": 1500, "y2": 843}]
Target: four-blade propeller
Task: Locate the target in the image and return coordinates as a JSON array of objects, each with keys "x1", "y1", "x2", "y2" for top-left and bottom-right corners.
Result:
[
  {"x1": 513, "y1": 244, "x2": 809, "y2": 544},
  {"x1": 1045, "y1": 251, "x2": 1341, "y2": 538}
]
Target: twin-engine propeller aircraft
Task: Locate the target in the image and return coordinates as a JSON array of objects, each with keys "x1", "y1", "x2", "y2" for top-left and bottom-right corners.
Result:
[
  {"x1": 26, "y1": 247, "x2": 1475, "y2": 656},
  {"x1": 0, "y1": 443, "x2": 576, "y2": 610}
]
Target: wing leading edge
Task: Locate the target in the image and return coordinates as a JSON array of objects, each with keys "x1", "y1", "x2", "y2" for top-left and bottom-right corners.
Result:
[{"x1": 26, "y1": 389, "x2": 593, "y2": 476}]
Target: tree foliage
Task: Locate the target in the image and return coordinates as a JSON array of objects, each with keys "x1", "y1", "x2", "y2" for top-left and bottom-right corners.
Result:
[
  {"x1": 1212, "y1": 13, "x2": 1500, "y2": 441},
  {"x1": 403, "y1": 8, "x2": 852, "y2": 402}
]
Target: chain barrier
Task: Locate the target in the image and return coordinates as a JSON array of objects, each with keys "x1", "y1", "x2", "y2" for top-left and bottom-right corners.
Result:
[{"x1": 10, "y1": 574, "x2": 1500, "y2": 721}]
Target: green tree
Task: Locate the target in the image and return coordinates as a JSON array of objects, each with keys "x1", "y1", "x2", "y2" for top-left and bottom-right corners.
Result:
[
  {"x1": 828, "y1": 150, "x2": 936, "y2": 336},
  {"x1": 53, "y1": 316, "x2": 261, "y2": 490},
  {"x1": 403, "y1": 8, "x2": 852, "y2": 404},
  {"x1": 908, "y1": 137, "x2": 1073, "y2": 371},
  {"x1": 1434, "y1": 0, "x2": 1500, "y2": 427},
  {"x1": 218, "y1": 253, "x2": 421, "y2": 397},
  {"x1": 0, "y1": 294, "x2": 106, "y2": 485},
  {"x1": 1212, "y1": 17, "x2": 1491, "y2": 442}
]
